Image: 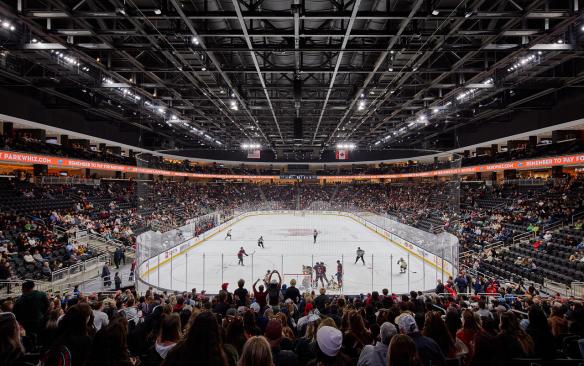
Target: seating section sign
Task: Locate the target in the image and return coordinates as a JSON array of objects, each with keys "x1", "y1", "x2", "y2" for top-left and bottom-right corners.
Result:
[{"x1": 1, "y1": 150, "x2": 584, "y2": 180}]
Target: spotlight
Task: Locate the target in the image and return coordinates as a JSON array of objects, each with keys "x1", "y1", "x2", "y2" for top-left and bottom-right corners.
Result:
[
  {"x1": 201, "y1": 66, "x2": 206, "y2": 71},
  {"x1": 31, "y1": 38, "x2": 38, "y2": 43},
  {"x1": 154, "y1": 9, "x2": 162, "y2": 15},
  {"x1": 192, "y1": 37, "x2": 200, "y2": 45},
  {"x1": 432, "y1": 10, "x2": 440, "y2": 16}
]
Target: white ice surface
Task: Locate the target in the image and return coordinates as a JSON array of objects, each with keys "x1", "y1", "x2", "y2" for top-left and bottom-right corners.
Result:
[{"x1": 142, "y1": 213, "x2": 445, "y2": 295}]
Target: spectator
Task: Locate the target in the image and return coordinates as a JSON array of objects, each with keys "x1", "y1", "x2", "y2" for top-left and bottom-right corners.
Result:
[
  {"x1": 456, "y1": 309, "x2": 481, "y2": 361},
  {"x1": 314, "y1": 288, "x2": 328, "y2": 313},
  {"x1": 42, "y1": 303, "x2": 93, "y2": 366},
  {"x1": 343, "y1": 310, "x2": 373, "y2": 360},
  {"x1": 253, "y1": 279, "x2": 268, "y2": 309},
  {"x1": 422, "y1": 311, "x2": 457, "y2": 357},
  {"x1": 308, "y1": 325, "x2": 352, "y2": 366},
  {"x1": 357, "y1": 322, "x2": 397, "y2": 366},
  {"x1": 154, "y1": 313, "x2": 181, "y2": 361},
  {"x1": 0, "y1": 312, "x2": 27, "y2": 366},
  {"x1": 548, "y1": 303, "x2": 569, "y2": 337},
  {"x1": 284, "y1": 279, "x2": 301, "y2": 304},
  {"x1": 396, "y1": 313, "x2": 445, "y2": 366},
  {"x1": 163, "y1": 311, "x2": 230, "y2": 366},
  {"x1": 526, "y1": 305, "x2": 556, "y2": 363},
  {"x1": 86, "y1": 317, "x2": 135, "y2": 366},
  {"x1": 238, "y1": 336, "x2": 273, "y2": 366},
  {"x1": 387, "y1": 334, "x2": 421, "y2": 366},
  {"x1": 233, "y1": 279, "x2": 249, "y2": 307},
  {"x1": 264, "y1": 319, "x2": 298, "y2": 366},
  {"x1": 13, "y1": 280, "x2": 49, "y2": 336},
  {"x1": 492, "y1": 312, "x2": 534, "y2": 366},
  {"x1": 91, "y1": 301, "x2": 109, "y2": 331},
  {"x1": 115, "y1": 272, "x2": 122, "y2": 291}
]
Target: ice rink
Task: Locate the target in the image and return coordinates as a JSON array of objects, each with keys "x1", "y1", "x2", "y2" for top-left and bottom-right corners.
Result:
[{"x1": 142, "y1": 213, "x2": 448, "y2": 294}]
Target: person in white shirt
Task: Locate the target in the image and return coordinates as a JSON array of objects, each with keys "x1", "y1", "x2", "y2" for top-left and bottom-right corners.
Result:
[
  {"x1": 92, "y1": 301, "x2": 109, "y2": 331},
  {"x1": 22, "y1": 251, "x2": 35, "y2": 264}
]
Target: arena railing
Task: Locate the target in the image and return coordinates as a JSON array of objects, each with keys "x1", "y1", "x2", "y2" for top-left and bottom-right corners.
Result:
[
  {"x1": 50, "y1": 252, "x2": 110, "y2": 283},
  {"x1": 38, "y1": 175, "x2": 101, "y2": 186},
  {"x1": 571, "y1": 281, "x2": 584, "y2": 298},
  {"x1": 571, "y1": 210, "x2": 584, "y2": 225}
]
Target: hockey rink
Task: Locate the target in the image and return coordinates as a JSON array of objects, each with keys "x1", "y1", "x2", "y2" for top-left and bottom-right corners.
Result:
[{"x1": 141, "y1": 213, "x2": 449, "y2": 295}]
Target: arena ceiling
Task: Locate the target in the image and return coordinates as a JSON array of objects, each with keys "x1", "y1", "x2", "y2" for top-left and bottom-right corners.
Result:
[{"x1": 0, "y1": 0, "x2": 583, "y2": 155}]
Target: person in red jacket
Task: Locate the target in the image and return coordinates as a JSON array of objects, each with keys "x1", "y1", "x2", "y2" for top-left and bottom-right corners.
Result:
[{"x1": 445, "y1": 282, "x2": 458, "y2": 296}]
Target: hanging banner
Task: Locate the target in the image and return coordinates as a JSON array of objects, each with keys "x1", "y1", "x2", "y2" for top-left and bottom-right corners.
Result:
[
  {"x1": 247, "y1": 149, "x2": 261, "y2": 159},
  {"x1": 335, "y1": 150, "x2": 349, "y2": 160}
]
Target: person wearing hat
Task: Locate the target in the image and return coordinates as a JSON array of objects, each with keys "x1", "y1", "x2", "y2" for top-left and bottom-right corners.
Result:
[
  {"x1": 284, "y1": 278, "x2": 301, "y2": 304},
  {"x1": 221, "y1": 282, "x2": 234, "y2": 304},
  {"x1": 264, "y1": 319, "x2": 298, "y2": 366},
  {"x1": 307, "y1": 325, "x2": 352, "y2": 366},
  {"x1": 357, "y1": 322, "x2": 397, "y2": 366},
  {"x1": 396, "y1": 313, "x2": 445, "y2": 366}
]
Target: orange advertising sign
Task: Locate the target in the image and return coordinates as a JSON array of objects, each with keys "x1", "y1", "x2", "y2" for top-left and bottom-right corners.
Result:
[{"x1": 0, "y1": 150, "x2": 583, "y2": 180}]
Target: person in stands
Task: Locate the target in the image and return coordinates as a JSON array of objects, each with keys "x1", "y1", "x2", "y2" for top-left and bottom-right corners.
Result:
[
  {"x1": 238, "y1": 336, "x2": 273, "y2": 366},
  {"x1": 13, "y1": 280, "x2": 49, "y2": 337},
  {"x1": 162, "y1": 311, "x2": 231, "y2": 366},
  {"x1": 0, "y1": 312, "x2": 27, "y2": 366}
]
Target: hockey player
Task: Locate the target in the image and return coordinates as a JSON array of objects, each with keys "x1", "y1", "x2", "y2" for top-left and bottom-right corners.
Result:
[
  {"x1": 225, "y1": 229, "x2": 232, "y2": 240},
  {"x1": 397, "y1": 257, "x2": 407, "y2": 273},
  {"x1": 355, "y1": 247, "x2": 365, "y2": 265},
  {"x1": 313, "y1": 229, "x2": 318, "y2": 244},
  {"x1": 257, "y1": 236, "x2": 264, "y2": 248},
  {"x1": 237, "y1": 247, "x2": 248, "y2": 266},
  {"x1": 336, "y1": 260, "x2": 343, "y2": 287}
]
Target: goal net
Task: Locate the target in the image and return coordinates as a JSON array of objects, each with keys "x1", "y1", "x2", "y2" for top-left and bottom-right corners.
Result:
[{"x1": 283, "y1": 272, "x2": 313, "y2": 292}]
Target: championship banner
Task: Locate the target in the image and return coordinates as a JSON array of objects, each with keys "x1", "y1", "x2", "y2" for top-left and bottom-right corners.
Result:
[
  {"x1": 247, "y1": 149, "x2": 261, "y2": 159},
  {"x1": 335, "y1": 150, "x2": 349, "y2": 160}
]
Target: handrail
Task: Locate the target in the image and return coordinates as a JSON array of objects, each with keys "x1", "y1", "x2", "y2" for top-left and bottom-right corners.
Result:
[
  {"x1": 571, "y1": 210, "x2": 584, "y2": 225},
  {"x1": 512, "y1": 231, "x2": 534, "y2": 244},
  {"x1": 50, "y1": 252, "x2": 110, "y2": 283}
]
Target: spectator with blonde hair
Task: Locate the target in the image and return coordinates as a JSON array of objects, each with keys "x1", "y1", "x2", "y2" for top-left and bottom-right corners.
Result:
[{"x1": 238, "y1": 336, "x2": 273, "y2": 366}]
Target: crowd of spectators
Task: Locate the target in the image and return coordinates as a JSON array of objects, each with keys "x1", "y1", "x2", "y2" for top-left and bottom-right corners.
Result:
[
  {"x1": 1, "y1": 276, "x2": 583, "y2": 366},
  {"x1": 2, "y1": 174, "x2": 584, "y2": 289}
]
